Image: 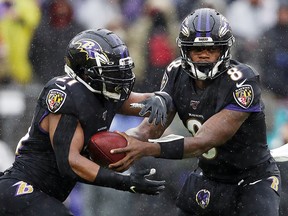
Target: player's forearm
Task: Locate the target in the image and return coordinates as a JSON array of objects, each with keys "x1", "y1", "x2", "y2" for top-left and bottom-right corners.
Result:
[
  {"x1": 182, "y1": 110, "x2": 249, "y2": 158},
  {"x1": 119, "y1": 92, "x2": 152, "y2": 115},
  {"x1": 69, "y1": 152, "x2": 100, "y2": 182},
  {"x1": 126, "y1": 119, "x2": 165, "y2": 141},
  {"x1": 182, "y1": 136, "x2": 214, "y2": 158}
]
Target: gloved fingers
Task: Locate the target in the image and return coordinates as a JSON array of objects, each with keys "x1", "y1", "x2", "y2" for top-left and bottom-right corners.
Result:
[
  {"x1": 129, "y1": 168, "x2": 166, "y2": 195},
  {"x1": 139, "y1": 105, "x2": 151, "y2": 117},
  {"x1": 148, "y1": 107, "x2": 157, "y2": 124},
  {"x1": 161, "y1": 111, "x2": 167, "y2": 127},
  {"x1": 134, "y1": 168, "x2": 153, "y2": 176},
  {"x1": 155, "y1": 96, "x2": 165, "y2": 106},
  {"x1": 145, "y1": 180, "x2": 166, "y2": 195},
  {"x1": 148, "y1": 180, "x2": 166, "y2": 187},
  {"x1": 147, "y1": 187, "x2": 165, "y2": 195},
  {"x1": 154, "y1": 110, "x2": 163, "y2": 126},
  {"x1": 154, "y1": 96, "x2": 166, "y2": 126},
  {"x1": 156, "y1": 184, "x2": 166, "y2": 193},
  {"x1": 154, "y1": 106, "x2": 168, "y2": 126},
  {"x1": 146, "y1": 168, "x2": 156, "y2": 177},
  {"x1": 132, "y1": 99, "x2": 149, "y2": 116}
]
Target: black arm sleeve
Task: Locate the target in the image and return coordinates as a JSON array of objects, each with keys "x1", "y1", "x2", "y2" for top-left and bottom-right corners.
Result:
[{"x1": 53, "y1": 114, "x2": 78, "y2": 179}]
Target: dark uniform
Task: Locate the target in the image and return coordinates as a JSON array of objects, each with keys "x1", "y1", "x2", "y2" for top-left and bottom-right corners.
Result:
[
  {"x1": 160, "y1": 58, "x2": 281, "y2": 215},
  {"x1": 0, "y1": 76, "x2": 122, "y2": 215}
]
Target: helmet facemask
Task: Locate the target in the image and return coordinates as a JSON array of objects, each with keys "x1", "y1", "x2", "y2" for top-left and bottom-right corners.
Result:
[
  {"x1": 86, "y1": 57, "x2": 135, "y2": 101},
  {"x1": 65, "y1": 56, "x2": 135, "y2": 101},
  {"x1": 177, "y1": 8, "x2": 235, "y2": 80},
  {"x1": 181, "y1": 45, "x2": 231, "y2": 80}
]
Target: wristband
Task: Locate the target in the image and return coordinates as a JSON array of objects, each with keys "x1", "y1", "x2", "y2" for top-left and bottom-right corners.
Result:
[{"x1": 148, "y1": 134, "x2": 184, "y2": 159}]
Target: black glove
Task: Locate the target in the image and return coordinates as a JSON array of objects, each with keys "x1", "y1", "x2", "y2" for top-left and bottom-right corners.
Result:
[
  {"x1": 93, "y1": 167, "x2": 165, "y2": 195},
  {"x1": 128, "y1": 168, "x2": 165, "y2": 195},
  {"x1": 138, "y1": 91, "x2": 173, "y2": 126}
]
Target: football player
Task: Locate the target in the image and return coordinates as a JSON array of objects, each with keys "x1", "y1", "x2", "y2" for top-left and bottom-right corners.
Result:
[
  {"x1": 0, "y1": 29, "x2": 167, "y2": 215},
  {"x1": 110, "y1": 8, "x2": 281, "y2": 216}
]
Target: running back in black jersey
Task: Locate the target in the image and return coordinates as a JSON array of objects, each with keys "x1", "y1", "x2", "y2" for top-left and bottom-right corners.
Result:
[
  {"x1": 160, "y1": 58, "x2": 278, "y2": 183},
  {"x1": 8, "y1": 75, "x2": 122, "y2": 201}
]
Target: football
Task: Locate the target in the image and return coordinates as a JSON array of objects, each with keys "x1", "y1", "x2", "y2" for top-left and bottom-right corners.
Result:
[{"x1": 88, "y1": 131, "x2": 127, "y2": 167}]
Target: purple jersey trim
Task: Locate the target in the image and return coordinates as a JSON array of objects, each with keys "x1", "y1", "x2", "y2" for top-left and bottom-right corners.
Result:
[{"x1": 225, "y1": 104, "x2": 262, "y2": 112}]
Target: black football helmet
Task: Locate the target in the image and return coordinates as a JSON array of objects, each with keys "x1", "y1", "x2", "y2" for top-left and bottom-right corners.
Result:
[
  {"x1": 65, "y1": 28, "x2": 135, "y2": 101},
  {"x1": 177, "y1": 8, "x2": 235, "y2": 80}
]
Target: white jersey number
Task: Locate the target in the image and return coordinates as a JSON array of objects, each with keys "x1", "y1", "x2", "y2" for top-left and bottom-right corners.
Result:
[{"x1": 186, "y1": 118, "x2": 217, "y2": 159}]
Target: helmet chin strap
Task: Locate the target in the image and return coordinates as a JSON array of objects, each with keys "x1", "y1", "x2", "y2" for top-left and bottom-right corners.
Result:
[
  {"x1": 189, "y1": 60, "x2": 223, "y2": 80},
  {"x1": 102, "y1": 84, "x2": 121, "y2": 100},
  {"x1": 64, "y1": 64, "x2": 76, "y2": 79},
  {"x1": 190, "y1": 64, "x2": 207, "y2": 80}
]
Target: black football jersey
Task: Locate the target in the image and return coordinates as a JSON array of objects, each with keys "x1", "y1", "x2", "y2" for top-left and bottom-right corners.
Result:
[
  {"x1": 8, "y1": 75, "x2": 123, "y2": 201},
  {"x1": 160, "y1": 58, "x2": 278, "y2": 183}
]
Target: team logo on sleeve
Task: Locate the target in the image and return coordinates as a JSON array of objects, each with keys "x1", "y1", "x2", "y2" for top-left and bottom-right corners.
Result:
[
  {"x1": 233, "y1": 84, "x2": 254, "y2": 109},
  {"x1": 196, "y1": 189, "x2": 210, "y2": 209},
  {"x1": 46, "y1": 89, "x2": 66, "y2": 113}
]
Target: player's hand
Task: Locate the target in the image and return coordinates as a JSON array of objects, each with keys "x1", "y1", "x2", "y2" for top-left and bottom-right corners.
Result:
[
  {"x1": 128, "y1": 168, "x2": 165, "y2": 195},
  {"x1": 131, "y1": 91, "x2": 172, "y2": 126},
  {"x1": 109, "y1": 132, "x2": 153, "y2": 172},
  {"x1": 93, "y1": 167, "x2": 164, "y2": 195}
]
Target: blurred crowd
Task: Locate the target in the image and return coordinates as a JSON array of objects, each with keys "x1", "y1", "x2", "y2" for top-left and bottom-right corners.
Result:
[{"x1": 1, "y1": 0, "x2": 288, "y2": 215}]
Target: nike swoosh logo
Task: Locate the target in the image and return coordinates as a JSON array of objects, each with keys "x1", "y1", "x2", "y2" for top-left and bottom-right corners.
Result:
[
  {"x1": 236, "y1": 79, "x2": 247, "y2": 88},
  {"x1": 55, "y1": 83, "x2": 66, "y2": 90},
  {"x1": 130, "y1": 186, "x2": 136, "y2": 193}
]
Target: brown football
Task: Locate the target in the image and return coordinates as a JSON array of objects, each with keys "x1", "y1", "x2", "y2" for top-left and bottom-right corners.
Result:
[{"x1": 88, "y1": 131, "x2": 127, "y2": 167}]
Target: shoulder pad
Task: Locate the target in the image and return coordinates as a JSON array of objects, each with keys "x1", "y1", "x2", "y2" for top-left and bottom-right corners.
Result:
[
  {"x1": 225, "y1": 61, "x2": 261, "y2": 110},
  {"x1": 160, "y1": 58, "x2": 182, "y2": 91},
  {"x1": 229, "y1": 60, "x2": 259, "y2": 81},
  {"x1": 166, "y1": 58, "x2": 182, "y2": 73}
]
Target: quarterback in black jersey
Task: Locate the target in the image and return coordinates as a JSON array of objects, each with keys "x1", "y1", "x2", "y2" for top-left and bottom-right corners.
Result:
[
  {"x1": 0, "y1": 29, "x2": 167, "y2": 215},
  {"x1": 110, "y1": 8, "x2": 281, "y2": 216}
]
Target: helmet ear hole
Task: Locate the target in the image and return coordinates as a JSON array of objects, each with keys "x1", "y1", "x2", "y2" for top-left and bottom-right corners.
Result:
[
  {"x1": 80, "y1": 66, "x2": 87, "y2": 74},
  {"x1": 76, "y1": 67, "x2": 91, "y2": 83},
  {"x1": 85, "y1": 68, "x2": 98, "y2": 79}
]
